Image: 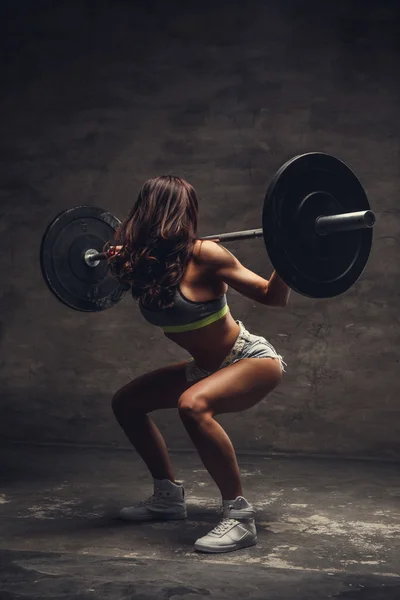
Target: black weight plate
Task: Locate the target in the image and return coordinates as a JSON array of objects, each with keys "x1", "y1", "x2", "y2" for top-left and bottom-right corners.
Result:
[
  {"x1": 262, "y1": 153, "x2": 373, "y2": 298},
  {"x1": 40, "y1": 206, "x2": 126, "y2": 312}
]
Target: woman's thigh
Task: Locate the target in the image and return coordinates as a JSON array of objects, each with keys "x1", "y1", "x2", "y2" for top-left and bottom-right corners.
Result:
[
  {"x1": 182, "y1": 357, "x2": 283, "y2": 416},
  {"x1": 112, "y1": 361, "x2": 194, "y2": 413}
]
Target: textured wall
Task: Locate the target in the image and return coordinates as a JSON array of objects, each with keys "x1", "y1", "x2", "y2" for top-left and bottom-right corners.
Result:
[{"x1": 1, "y1": 0, "x2": 399, "y2": 457}]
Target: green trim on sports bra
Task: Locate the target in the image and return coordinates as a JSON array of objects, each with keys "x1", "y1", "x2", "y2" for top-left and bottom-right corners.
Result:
[{"x1": 161, "y1": 304, "x2": 229, "y2": 333}]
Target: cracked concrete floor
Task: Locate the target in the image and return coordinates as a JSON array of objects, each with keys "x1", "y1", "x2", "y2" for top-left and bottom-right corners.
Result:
[{"x1": 0, "y1": 445, "x2": 399, "y2": 599}]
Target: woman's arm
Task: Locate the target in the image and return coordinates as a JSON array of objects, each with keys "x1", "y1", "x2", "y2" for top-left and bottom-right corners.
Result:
[
  {"x1": 197, "y1": 240, "x2": 289, "y2": 307},
  {"x1": 263, "y1": 269, "x2": 291, "y2": 307}
]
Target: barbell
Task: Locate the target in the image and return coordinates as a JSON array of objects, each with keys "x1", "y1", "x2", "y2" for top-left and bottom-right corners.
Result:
[{"x1": 40, "y1": 152, "x2": 376, "y2": 312}]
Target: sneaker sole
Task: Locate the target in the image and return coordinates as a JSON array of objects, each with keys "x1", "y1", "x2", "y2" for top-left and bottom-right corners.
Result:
[{"x1": 194, "y1": 537, "x2": 257, "y2": 553}]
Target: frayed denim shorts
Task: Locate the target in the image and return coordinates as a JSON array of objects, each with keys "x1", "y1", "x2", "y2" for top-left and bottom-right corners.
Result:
[{"x1": 185, "y1": 320, "x2": 287, "y2": 383}]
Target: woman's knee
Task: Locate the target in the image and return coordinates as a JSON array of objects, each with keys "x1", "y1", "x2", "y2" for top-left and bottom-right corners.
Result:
[{"x1": 178, "y1": 392, "x2": 210, "y2": 419}]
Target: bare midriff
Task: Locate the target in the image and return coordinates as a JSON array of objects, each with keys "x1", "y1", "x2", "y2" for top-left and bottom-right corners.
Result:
[
  {"x1": 164, "y1": 240, "x2": 241, "y2": 371},
  {"x1": 165, "y1": 313, "x2": 241, "y2": 371}
]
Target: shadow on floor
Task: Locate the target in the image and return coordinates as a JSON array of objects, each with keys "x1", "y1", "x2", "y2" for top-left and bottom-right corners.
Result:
[{"x1": 0, "y1": 444, "x2": 399, "y2": 599}]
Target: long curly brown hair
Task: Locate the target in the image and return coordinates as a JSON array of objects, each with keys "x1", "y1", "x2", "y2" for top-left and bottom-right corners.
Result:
[{"x1": 106, "y1": 176, "x2": 199, "y2": 310}]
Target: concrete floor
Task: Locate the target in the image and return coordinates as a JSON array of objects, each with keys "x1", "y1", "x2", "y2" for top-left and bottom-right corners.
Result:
[{"x1": 0, "y1": 445, "x2": 399, "y2": 599}]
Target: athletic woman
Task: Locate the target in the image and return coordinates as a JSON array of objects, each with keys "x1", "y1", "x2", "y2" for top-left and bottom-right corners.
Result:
[{"x1": 107, "y1": 175, "x2": 289, "y2": 553}]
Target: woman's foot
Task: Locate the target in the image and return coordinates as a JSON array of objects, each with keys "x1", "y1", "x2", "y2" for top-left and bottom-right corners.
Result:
[
  {"x1": 119, "y1": 479, "x2": 187, "y2": 521},
  {"x1": 194, "y1": 496, "x2": 257, "y2": 553}
]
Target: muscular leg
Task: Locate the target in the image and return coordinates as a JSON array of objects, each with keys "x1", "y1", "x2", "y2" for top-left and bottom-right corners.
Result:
[
  {"x1": 112, "y1": 361, "x2": 193, "y2": 482},
  {"x1": 178, "y1": 357, "x2": 282, "y2": 500}
]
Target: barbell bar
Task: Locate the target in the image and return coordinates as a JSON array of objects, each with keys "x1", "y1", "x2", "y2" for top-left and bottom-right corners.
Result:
[
  {"x1": 84, "y1": 207, "x2": 375, "y2": 267},
  {"x1": 203, "y1": 210, "x2": 375, "y2": 240}
]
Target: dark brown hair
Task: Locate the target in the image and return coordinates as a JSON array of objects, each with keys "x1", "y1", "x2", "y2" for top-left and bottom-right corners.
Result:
[{"x1": 106, "y1": 176, "x2": 199, "y2": 310}]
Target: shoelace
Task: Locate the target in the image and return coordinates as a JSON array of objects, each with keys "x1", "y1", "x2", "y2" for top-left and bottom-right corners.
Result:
[
  {"x1": 210, "y1": 518, "x2": 239, "y2": 535},
  {"x1": 138, "y1": 491, "x2": 168, "y2": 506},
  {"x1": 138, "y1": 495, "x2": 155, "y2": 506},
  {"x1": 139, "y1": 493, "x2": 165, "y2": 506}
]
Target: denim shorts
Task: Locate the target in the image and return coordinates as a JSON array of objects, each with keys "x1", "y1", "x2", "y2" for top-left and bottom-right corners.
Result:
[{"x1": 185, "y1": 320, "x2": 287, "y2": 383}]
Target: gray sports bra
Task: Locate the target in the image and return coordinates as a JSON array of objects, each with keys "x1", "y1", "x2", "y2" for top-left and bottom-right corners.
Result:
[{"x1": 139, "y1": 286, "x2": 228, "y2": 333}]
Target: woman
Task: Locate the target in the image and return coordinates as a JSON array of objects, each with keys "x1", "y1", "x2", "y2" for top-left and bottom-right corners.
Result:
[{"x1": 107, "y1": 175, "x2": 289, "y2": 554}]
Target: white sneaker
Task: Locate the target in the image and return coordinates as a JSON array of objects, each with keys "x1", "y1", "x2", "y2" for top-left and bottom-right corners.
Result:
[
  {"x1": 119, "y1": 479, "x2": 187, "y2": 521},
  {"x1": 194, "y1": 496, "x2": 257, "y2": 553}
]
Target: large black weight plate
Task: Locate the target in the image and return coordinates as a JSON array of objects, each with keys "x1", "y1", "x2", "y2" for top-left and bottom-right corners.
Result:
[
  {"x1": 40, "y1": 206, "x2": 125, "y2": 312},
  {"x1": 262, "y1": 153, "x2": 373, "y2": 298}
]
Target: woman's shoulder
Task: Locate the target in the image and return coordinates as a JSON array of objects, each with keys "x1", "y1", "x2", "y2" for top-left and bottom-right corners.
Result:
[
  {"x1": 193, "y1": 239, "x2": 236, "y2": 266},
  {"x1": 189, "y1": 240, "x2": 228, "y2": 294},
  {"x1": 191, "y1": 240, "x2": 239, "y2": 287},
  {"x1": 192, "y1": 239, "x2": 221, "y2": 267}
]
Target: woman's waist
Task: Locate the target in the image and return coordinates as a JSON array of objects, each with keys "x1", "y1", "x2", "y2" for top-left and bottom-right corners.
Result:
[{"x1": 165, "y1": 315, "x2": 241, "y2": 371}]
